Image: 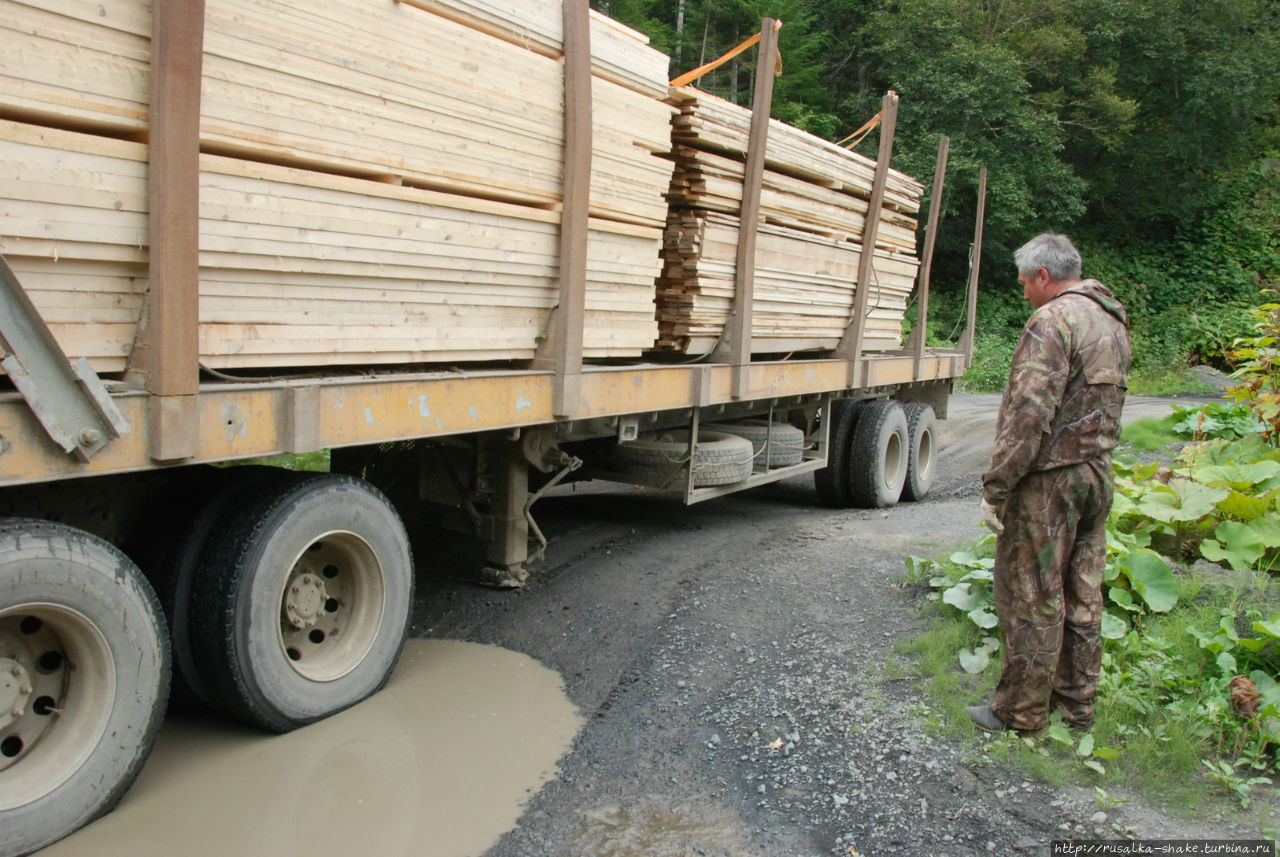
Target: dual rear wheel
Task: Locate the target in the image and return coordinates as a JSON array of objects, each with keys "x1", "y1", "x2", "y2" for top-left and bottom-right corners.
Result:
[{"x1": 814, "y1": 399, "x2": 937, "y2": 508}]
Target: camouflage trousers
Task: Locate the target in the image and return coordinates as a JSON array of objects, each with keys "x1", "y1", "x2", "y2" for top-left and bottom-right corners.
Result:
[{"x1": 992, "y1": 458, "x2": 1112, "y2": 731}]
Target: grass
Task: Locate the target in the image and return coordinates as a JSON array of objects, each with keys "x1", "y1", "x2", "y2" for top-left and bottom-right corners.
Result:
[
  {"x1": 963, "y1": 358, "x2": 1221, "y2": 398},
  {"x1": 1118, "y1": 414, "x2": 1184, "y2": 452},
  {"x1": 216, "y1": 451, "x2": 331, "y2": 472},
  {"x1": 1128, "y1": 367, "x2": 1219, "y2": 397},
  {"x1": 893, "y1": 557, "x2": 1280, "y2": 828}
]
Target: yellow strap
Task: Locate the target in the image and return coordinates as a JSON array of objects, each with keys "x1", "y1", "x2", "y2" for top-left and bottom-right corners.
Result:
[
  {"x1": 669, "y1": 20, "x2": 784, "y2": 88},
  {"x1": 837, "y1": 112, "x2": 882, "y2": 150}
]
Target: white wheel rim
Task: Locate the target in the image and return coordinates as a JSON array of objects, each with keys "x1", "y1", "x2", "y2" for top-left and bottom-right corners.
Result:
[
  {"x1": 0, "y1": 604, "x2": 115, "y2": 811},
  {"x1": 917, "y1": 426, "x2": 936, "y2": 482},
  {"x1": 884, "y1": 429, "x2": 906, "y2": 490},
  {"x1": 276, "y1": 530, "x2": 386, "y2": 683}
]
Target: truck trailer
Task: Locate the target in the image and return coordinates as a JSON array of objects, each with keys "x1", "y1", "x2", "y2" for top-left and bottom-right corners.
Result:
[{"x1": 0, "y1": 0, "x2": 984, "y2": 852}]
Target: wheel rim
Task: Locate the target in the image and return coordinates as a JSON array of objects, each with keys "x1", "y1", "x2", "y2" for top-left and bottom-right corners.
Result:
[
  {"x1": 883, "y1": 429, "x2": 907, "y2": 491},
  {"x1": 916, "y1": 425, "x2": 937, "y2": 483},
  {"x1": 276, "y1": 530, "x2": 385, "y2": 683},
  {"x1": 0, "y1": 604, "x2": 115, "y2": 811}
]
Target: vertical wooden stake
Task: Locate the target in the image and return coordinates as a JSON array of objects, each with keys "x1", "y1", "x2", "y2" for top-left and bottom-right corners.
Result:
[
  {"x1": 533, "y1": 0, "x2": 591, "y2": 417},
  {"x1": 957, "y1": 167, "x2": 987, "y2": 367},
  {"x1": 710, "y1": 18, "x2": 781, "y2": 400},
  {"x1": 909, "y1": 135, "x2": 950, "y2": 371},
  {"x1": 143, "y1": 0, "x2": 204, "y2": 461},
  {"x1": 836, "y1": 90, "x2": 899, "y2": 387}
]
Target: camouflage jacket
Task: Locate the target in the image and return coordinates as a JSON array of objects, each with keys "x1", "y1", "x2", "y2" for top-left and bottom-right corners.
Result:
[{"x1": 983, "y1": 279, "x2": 1132, "y2": 508}]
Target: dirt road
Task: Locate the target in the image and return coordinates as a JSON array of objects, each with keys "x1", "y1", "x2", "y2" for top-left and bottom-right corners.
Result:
[{"x1": 42, "y1": 393, "x2": 1257, "y2": 857}]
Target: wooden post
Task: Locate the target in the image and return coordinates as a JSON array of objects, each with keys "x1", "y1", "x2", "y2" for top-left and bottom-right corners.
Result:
[
  {"x1": 710, "y1": 19, "x2": 781, "y2": 400},
  {"x1": 835, "y1": 91, "x2": 899, "y2": 386},
  {"x1": 532, "y1": 0, "x2": 591, "y2": 417},
  {"x1": 139, "y1": 0, "x2": 204, "y2": 461},
  {"x1": 909, "y1": 136, "x2": 950, "y2": 373},
  {"x1": 957, "y1": 167, "x2": 987, "y2": 367}
]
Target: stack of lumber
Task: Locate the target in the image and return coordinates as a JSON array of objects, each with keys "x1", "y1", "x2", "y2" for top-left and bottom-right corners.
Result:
[
  {"x1": 654, "y1": 87, "x2": 924, "y2": 355},
  {"x1": 0, "y1": 119, "x2": 662, "y2": 370},
  {"x1": 400, "y1": 0, "x2": 670, "y2": 99},
  {"x1": 0, "y1": 0, "x2": 672, "y2": 370},
  {"x1": 656, "y1": 212, "x2": 918, "y2": 355}
]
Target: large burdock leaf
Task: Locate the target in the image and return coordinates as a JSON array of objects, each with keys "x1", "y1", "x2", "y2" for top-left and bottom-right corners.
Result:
[
  {"x1": 968, "y1": 605, "x2": 999, "y2": 629},
  {"x1": 1101, "y1": 609, "x2": 1128, "y2": 639},
  {"x1": 1195, "y1": 460, "x2": 1280, "y2": 491},
  {"x1": 943, "y1": 582, "x2": 983, "y2": 612},
  {"x1": 1216, "y1": 488, "x2": 1279, "y2": 523},
  {"x1": 1167, "y1": 478, "x2": 1230, "y2": 521},
  {"x1": 1117, "y1": 549, "x2": 1178, "y2": 612},
  {"x1": 1200, "y1": 516, "x2": 1280, "y2": 571},
  {"x1": 959, "y1": 636, "x2": 1000, "y2": 674}
]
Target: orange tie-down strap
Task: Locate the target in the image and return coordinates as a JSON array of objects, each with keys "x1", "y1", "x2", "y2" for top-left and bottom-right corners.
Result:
[
  {"x1": 669, "y1": 20, "x2": 784, "y2": 88},
  {"x1": 837, "y1": 112, "x2": 882, "y2": 150}
]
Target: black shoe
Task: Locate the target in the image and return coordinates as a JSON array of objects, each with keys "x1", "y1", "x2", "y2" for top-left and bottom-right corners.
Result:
[{"x1": 966, "y1": 704, "x2": 1046, "y2": 737}]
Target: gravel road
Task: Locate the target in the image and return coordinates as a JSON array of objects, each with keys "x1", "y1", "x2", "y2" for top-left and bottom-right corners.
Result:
[{"x1": 410, "y1": 393, "x2": 1266, "y2": 857}]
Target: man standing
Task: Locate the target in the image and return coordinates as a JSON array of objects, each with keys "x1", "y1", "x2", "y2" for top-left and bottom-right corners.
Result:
[{"x1": 968, "y1": 232, "x2": 1131, "y2": 735}]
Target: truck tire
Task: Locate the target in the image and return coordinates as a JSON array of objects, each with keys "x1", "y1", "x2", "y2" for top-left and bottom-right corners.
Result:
[
  {"x1": 901, "y1": 403, "x2": 938, "y2": 502},
  {"x1": 614, "y1": 430, "x2": 753, "y2": 488},
  {"x1": 704, "y1": 420, "x2": 805, "y2": 467},
  {"x1": 813, "y1": 399, "x2": 864, "y2": 508},
  {"x1": 0, "y1": 518, "x2": 169, "y2": 857},
  {"x1": 187, "y1": 473, "x2": 413, "y2": 732},
  {"x1": 848, "y1": 399, "x2": 909, "y2": 508},
  {"x1": 145, "y1": 466, "x2": 300, "y2": 713}
]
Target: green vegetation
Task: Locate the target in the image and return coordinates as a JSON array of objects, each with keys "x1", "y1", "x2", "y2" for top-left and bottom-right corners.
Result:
[
  {"x1": 596, "y1": 0, "x2": 1280, "y2": 391},
  {"x1": 218, "y1": 451, "x2": 331, "y2": 472},
  {"x1": 900, "y1": 303, "x2": 1280, "y2": 825}
]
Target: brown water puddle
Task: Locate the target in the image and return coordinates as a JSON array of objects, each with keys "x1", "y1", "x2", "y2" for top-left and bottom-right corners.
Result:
[{"x1": 37, "y1": 639, "x2": 582, "y2": 857}]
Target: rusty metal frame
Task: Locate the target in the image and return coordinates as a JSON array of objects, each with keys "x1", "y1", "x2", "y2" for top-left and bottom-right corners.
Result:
[
  {"x1": 0, "y1": 353, "x2": 970, "y2": 487},
  {"x1": 0, "y1": 256, "x2": 130, "y2": 461}
]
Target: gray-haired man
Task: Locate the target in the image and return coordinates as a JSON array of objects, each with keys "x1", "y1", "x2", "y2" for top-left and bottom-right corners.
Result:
[{"x1": 969, "y1": 232, "x2": 1132, "y2": 735}]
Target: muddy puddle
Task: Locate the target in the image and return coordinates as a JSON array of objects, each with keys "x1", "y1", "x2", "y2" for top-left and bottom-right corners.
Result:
[{"x1": 37, "y1": 639, "x2": 582, "y2": 857}]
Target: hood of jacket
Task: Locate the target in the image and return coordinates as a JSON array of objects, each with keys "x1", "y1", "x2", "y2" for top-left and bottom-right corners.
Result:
[{"x1": 1054, "y1": 278, "x2": 1127, "y2": 326}]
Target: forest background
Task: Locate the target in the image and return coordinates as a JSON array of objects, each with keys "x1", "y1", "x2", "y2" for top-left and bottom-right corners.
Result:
[{"x1": 594, "y1": 0, "x2": 1280, "y2": 392}]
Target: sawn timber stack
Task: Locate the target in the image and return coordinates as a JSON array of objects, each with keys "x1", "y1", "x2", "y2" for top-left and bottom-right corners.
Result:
[
  {"x1": 0, "y1": 0, "x2": 670, "y2": 370},
  {"x1": 655, "y1": 87, "x2": 925, "y2": 356},
  {"x1": 0, "y1": 0, "x2": 927, "y2": 373}
]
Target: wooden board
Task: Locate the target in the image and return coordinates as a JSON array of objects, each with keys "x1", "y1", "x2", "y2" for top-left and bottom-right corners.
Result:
[
  {"x1": 0, "y1": 121, "x2": 662, "y2": 371},
  {"x1": 664, "y1": 145, "x2": 918, "y2": 253},
  {"x1": 668, "y1": 87, "x2": 924, "y2": 214},
  {"x1": 654, "y1": 211, "x2": 917, "y2": 356},
  {"x1": 0, "y1": 0, "x2": 675, "y2": 225},
  {"x1": 397, "y1": 0, "x2": 671, "y2": 99}
]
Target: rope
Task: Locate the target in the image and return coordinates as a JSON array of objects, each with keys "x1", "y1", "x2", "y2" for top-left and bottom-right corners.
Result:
[{"x1": 669, "y1": 20, "x2": 783, "y2": 88}]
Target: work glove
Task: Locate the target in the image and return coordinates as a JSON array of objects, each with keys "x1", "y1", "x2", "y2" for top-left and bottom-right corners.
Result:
[{"x1": 980, "y1": 499, "x2": 1004, "y2": 535}]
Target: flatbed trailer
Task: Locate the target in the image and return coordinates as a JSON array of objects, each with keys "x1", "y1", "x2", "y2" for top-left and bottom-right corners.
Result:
[{"x1": 0, "y1": 1, "x2": 984, "y2": 853}]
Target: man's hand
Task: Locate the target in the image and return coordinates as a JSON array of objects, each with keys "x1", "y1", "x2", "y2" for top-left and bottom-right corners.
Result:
[{"x1": 981, "y1": 499, "x2": 1004, "y2": 534}]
